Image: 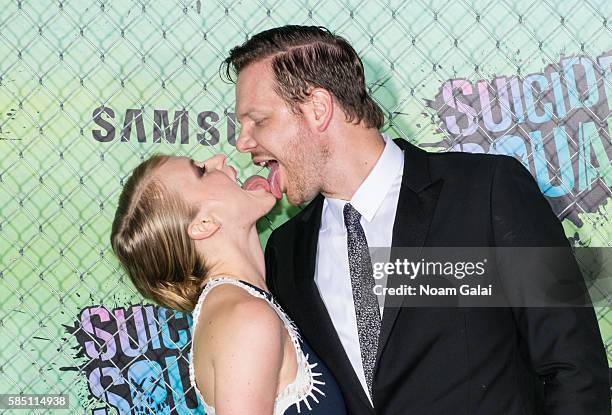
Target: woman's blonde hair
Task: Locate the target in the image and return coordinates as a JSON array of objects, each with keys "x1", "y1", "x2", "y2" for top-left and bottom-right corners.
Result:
[{"x1": 110, "y1": 154, "x2": 208, "y2": 313}]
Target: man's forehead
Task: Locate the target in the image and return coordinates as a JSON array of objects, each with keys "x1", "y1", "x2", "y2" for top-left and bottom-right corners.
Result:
[
  {"x1": 236, "y1": 59, "x2": 277, "y2": 94},
  {"x1": 240, "y1": 58, "x2": 272, "y2": 77},
  {"x1": 235, "y1": 60, "x2": 283, "y2": 115},
  {"x1": 235, "y1": 76, "x2": 259, "y2": 115},
  {"x1": 235, "y1": 85, "x2": 274, "y2": 118}
]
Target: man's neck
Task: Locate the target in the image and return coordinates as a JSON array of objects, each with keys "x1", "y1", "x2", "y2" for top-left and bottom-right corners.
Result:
[{"x1": 320, "y1": 129, "x2": 385, "y2": 201}]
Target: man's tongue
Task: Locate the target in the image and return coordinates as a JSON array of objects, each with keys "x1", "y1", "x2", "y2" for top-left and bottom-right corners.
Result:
[
  {"x1": 242, "y1": 161, "x2": 282, "y2": 200},
  {"x1": 266, "y1": 161, "x2": 282, "y2": 199}
]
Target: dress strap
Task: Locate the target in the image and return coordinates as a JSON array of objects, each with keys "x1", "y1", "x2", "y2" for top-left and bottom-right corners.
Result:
[
  {"x1": 227, "y1": 278, "x2": 273, "y2": 300},
  {"x1": 195, "y1": 277, "x2": 302, "y2": 343}
]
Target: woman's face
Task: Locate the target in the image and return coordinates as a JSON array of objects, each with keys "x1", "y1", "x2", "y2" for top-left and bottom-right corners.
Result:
[{"x1": 155, "y1": 154, "x2": 276, "y2": 230}]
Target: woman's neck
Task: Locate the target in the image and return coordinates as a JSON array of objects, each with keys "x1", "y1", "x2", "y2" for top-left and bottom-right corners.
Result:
[{"x1": 200, "y1": 225, "x2": 267, "y2": 290}]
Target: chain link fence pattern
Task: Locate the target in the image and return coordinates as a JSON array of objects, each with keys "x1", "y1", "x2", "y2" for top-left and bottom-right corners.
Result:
[{"x1": 0, "y1": 0, "x2": 610, "y2": 413}]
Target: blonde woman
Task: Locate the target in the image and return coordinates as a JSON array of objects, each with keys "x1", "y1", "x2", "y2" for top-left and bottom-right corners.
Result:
[{"x1": 110, "y1": 153, "x2": 346, "y2": 414}]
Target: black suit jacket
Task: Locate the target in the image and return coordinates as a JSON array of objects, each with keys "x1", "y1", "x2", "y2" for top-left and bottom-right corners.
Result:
[{"x1": 264, "y1": 139, "x2": 609, "y2": 414}]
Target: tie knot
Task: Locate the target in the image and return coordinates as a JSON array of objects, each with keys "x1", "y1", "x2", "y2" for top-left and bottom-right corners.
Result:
[{"x1": 343, "y1": 203, "x2": 361, "y2": 228}]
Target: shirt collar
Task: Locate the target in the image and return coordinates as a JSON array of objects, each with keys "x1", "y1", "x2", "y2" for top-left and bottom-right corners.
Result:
[{"x1": 325, "y1": 133, "x2": 404, "y2": 225}]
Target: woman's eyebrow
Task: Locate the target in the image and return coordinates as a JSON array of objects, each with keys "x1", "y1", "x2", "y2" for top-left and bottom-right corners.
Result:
[{"x1": 189, "y1": 159, "x2": 201, "y2": 177}]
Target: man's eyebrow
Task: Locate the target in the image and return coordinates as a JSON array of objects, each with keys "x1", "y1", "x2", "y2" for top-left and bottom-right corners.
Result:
[{"x1": 236, "y1": 110, "x2": 265, "y2": 120}]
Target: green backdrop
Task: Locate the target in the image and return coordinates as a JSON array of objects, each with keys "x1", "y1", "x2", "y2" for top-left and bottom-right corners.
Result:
[{"x1": 1, "y1": 1, "x2": 610, "y2": 413}]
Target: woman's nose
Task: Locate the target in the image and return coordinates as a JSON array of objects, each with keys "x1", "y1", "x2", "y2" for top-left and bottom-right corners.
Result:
[
  {"x1": 215, "y1": 154, "x2": 227, "y2": 168},
  {"x1": 204, "y1": 154, "x2": 227, "y2": 171}
]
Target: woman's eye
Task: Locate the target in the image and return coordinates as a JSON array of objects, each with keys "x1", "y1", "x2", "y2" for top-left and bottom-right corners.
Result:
[{"x1": 199, "y1": 165, "x2": 206, "y2": 176}]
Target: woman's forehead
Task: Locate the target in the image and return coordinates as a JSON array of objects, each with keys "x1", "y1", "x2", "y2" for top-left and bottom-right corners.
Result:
[{"x1": 153, "y1": 157, "x2": 191, "y2": 182}]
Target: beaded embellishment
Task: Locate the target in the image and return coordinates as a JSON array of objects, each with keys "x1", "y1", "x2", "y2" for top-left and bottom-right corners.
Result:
[{"x1": 188, "y1": 277, "x2": 326, "y2": 414}]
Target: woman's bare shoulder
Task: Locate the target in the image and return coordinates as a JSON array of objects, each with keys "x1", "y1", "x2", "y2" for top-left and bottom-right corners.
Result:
[{"x1": 197, "y1": 283, "x2": 284, "y2": 350}]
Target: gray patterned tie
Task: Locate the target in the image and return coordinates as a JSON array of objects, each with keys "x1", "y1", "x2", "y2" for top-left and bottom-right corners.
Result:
[{"x1": 343, "y1": 202, "x2": 381, "y2": 398}]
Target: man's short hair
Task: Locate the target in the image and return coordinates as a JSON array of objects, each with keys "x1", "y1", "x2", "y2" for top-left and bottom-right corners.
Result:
[{"x1": 222, "y1": 25, "x2": 384, "y2": 130}]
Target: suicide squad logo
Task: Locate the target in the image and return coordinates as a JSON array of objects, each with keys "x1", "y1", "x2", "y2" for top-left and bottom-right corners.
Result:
[
  {"x1": 62, "y1": 304, "x2": 204, "y2": 414},
  {"x1": 428, "y1": 51, "x2": 612, "y2": 227}
]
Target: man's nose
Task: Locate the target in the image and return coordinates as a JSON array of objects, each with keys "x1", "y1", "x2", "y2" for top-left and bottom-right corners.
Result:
[{"x1": 236, "y1": 129, "x2": 256, "y2": 153}]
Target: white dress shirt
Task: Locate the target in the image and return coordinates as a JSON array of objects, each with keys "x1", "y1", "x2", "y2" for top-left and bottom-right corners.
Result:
[{"x1": 314, "y1": 133, "x2": 404, "y2": 405}]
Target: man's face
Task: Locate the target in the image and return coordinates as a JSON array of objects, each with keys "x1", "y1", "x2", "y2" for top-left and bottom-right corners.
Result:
[{"x1": 235, "y1": 60, "x2": 325, "y2": 205}]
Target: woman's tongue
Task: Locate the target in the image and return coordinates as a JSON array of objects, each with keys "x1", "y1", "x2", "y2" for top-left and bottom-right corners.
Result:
[
  {"x1": 241, "y1": 175, "x2": 270, "y2": 193},
  {"x1": 241, "y1": 160, "x2": 283, "y2": 200}
]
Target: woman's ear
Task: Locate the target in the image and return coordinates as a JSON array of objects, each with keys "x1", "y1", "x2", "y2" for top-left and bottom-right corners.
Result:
[{"x1": 188, "y1": 218, "x2": 220, "y2": 241}]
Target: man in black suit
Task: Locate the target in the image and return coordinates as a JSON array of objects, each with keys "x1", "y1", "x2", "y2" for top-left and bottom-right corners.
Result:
[{"x1": 224, "y1": 25, "x2": 609, "y2": 414}]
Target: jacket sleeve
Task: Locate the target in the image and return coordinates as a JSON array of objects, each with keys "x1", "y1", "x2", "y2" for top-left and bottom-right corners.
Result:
[{"x1": 490, "y1": 155, "x2": 609, "y2": 414}]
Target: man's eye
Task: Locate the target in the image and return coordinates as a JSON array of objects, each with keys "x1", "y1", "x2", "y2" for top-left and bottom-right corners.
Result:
[
  {"x1": 254, "y1": 119, "x2": 265, "y2": 126},
  {"x1": 199, "y1": 165, "x2": 206, "y2": 176}
]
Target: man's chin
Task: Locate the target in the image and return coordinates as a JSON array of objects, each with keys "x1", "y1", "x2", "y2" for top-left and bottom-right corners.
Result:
[
  {"x1": 285, "y1": 188, "x2": 319, "y2": 206},
  {"x1": 284, "y1": 189, "x2": 300, "y2": 206}
]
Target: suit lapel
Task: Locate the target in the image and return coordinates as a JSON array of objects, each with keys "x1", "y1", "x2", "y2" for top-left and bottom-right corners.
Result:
[
  {"x1": 292, "y1": 195, "x2": 374, "y2": 412},
  {"x1": 375, "y1": 139, "x2": 444, "y2": 364}
]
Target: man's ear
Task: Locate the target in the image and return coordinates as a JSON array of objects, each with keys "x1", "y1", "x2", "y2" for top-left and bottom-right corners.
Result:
[
  {"x1": 187, "y1": 218, "x2": 220, "y2": 241},
  {"x1": 303, "y1": 88, "x2": 333, "y2": 132}
]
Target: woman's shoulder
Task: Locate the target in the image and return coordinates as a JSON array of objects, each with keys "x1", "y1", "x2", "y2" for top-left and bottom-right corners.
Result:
[
  {"x1": 195, "y1": 281, "x2": 286, "y2": 411},
  {"x1": 197, "y1": 282, "x2": 284, "y2": 350}
]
